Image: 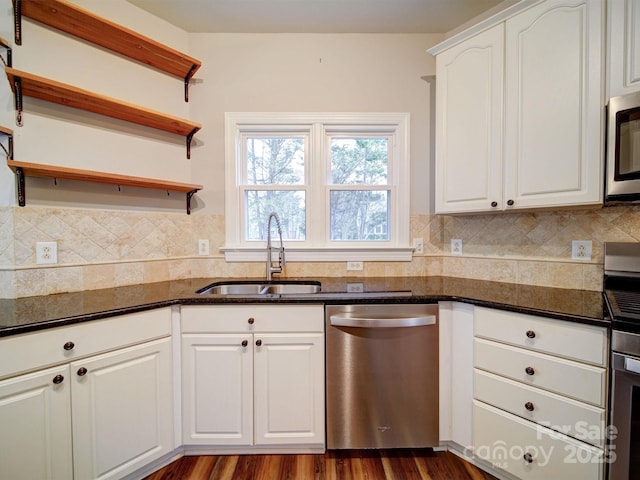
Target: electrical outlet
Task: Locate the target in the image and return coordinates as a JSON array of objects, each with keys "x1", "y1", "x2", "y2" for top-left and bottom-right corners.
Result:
[
  {"x1": 198, "y1": 239, "x2": 210, "y2": 256},
  {"x1": 347, "y1": 261, "x2": 363, "y2": 271},
  {"x1": 36, "y1": 242, "x2": 58, "y2": 264},
  {"x1": 451, "y1": 239, "x2": 463, "y2": 256},
  {"x1": 412, "y1": 238, "x2": 424, "y2": 255},
  {"x1": 347, "y1": 282, "x2": 364, "y2": 293},
  {"x1": 572, "y1": 240, "x2": 592, "y2": 260}
]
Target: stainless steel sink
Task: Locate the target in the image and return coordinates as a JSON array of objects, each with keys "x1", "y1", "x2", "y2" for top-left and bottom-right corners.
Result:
[{"x1": 197, "y1": 280, "x2": 321, "y2": 295}]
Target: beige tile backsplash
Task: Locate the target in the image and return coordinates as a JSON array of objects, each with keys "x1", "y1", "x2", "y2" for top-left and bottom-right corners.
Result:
[{"x1": 2, "y1": 205, "x2": 640, "y2": 298}]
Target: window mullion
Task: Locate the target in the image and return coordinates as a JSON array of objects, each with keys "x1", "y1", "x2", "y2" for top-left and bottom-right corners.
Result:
[{"x1": 307, "y1": 123, "x2": 326, "y2": 247}]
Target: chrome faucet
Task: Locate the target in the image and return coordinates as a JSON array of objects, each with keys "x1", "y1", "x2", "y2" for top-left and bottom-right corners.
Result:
[{"x1": 266, "y1": 212, "x2": 285, "y2": 281}]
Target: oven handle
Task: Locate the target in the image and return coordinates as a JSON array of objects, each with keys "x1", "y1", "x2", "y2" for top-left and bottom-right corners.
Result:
[
  {"x1": 330, "y1": 315, "x2": 436, "y2": 328},
  {"x1": 624, "y1": 357, "x2": 640, "y2": 375},
  {"x1": 614, "y1": 352, "x2": 640, "y2": 375}
]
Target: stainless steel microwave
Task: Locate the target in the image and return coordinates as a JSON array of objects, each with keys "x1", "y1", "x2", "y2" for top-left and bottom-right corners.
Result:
[{"x1": 606, "y1": 91, "x2": 640, "y2": 203}]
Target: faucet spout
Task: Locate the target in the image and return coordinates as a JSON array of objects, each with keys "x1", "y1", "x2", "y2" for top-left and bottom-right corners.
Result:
[{"x1": 266, "y1": 212, "x2": 285, "y2": 281}]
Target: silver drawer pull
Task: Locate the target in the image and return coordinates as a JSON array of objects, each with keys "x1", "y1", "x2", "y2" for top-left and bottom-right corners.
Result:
[{"x1": 330, "y1": 315, "x2": 436, "y2": 328}]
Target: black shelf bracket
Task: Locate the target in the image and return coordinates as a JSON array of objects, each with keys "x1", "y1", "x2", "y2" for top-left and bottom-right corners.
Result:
[
  {"x1": 186, "y1": 189, "x2": 198, "y2": 215},
  {"x1": 15, "y1": 166, "x2": 25, "y2": 206},
  {"x1": 186, "y1": 127, "x2": 199, "y2": 159},
  {"x1": 184, "y1": 64, "x2": 198, "y2": 102},
  {"x1": 0, "y1": 130, "x2": 14, "y2": 160},
  {"x1": 13, "y1": 0, "x2": 22, "y2": 46},
  {"x1": 13, "y1": 76, "x2": 23, "y2": 127},
  {"x1": 0, "y1": 37, "x2": 13, "y2": 67}
]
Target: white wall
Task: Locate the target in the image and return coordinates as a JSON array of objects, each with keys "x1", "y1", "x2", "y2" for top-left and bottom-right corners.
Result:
[{"x1": 188, "y1": 33, "x2": 442, "y2": 215}]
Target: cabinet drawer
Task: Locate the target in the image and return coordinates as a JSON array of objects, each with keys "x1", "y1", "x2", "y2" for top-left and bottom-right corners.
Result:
[
  {"x1": 181, "y1": 305, "x2": 324, "y2": 333},
  {"x1": 475, "y1": 307, "x2": 607, "y2": 365},
  {"x1": 0, "y1": 308, "x2": 172, "y2": 380},
  {"x1": 474, "y1": 369, "x2": 606, "y2": 447},
  {"x1": 473, "y1": 400, "x2": 603, "y2": 480},
  {"x1": 474, "y1": 338, "x2": 606, "y2": 406}
]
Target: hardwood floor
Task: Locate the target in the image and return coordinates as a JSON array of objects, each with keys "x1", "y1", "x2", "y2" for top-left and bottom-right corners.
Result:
[{"x1": 143, "y1": 449, "x2": 498, "y2": 480}]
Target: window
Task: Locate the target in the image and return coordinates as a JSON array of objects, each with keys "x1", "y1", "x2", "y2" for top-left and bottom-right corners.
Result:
[{"x1": 224, "y1": 113, "x2": 411, "y2": 262}]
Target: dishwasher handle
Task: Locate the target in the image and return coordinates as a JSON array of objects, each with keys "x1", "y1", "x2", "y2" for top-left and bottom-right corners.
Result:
[{"x1": 330, "y1": 314, "x2": 436, "y2": 328}]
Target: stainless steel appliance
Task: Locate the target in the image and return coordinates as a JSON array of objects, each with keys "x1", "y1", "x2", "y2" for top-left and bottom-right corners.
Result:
[
  {"x1": 604, "y1": 242, "x2": 640, "y2": 479},
  {"x1": 605, "y1": 91, "x2": 640, "y2": 203},
  {"x1": 325, "y1": 303, "x2": 438, "y2": 449}
]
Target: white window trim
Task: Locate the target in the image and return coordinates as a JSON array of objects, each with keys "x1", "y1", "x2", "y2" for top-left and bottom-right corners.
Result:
[{"x1": 223, "y1": 112, "x2": 412, "y2": 262}]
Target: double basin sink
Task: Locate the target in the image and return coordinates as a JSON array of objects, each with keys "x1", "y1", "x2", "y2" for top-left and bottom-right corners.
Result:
[{"x1": 197, "y1": 280, "x2": 321, "y2": 296}]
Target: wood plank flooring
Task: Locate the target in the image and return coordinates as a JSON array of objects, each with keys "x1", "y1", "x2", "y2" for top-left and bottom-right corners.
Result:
[{"x1": 143, "y1": 449, "x2": 498, "y2": 480}]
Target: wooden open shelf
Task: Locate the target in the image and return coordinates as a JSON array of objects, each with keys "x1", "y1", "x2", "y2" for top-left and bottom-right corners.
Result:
[
  {"x1": 5, "y1": 67, "x2": 201, "y2": 158},
  {"x1": 15, "y1": 0, "x2": 201, "y2": 101},
  {"x1": 7, "y1": 159, "x2": 203, "y2": 214}
]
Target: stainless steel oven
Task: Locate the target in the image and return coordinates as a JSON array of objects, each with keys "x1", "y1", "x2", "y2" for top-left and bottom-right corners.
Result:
[
  {"x1": 605, "y1": 91, "x2": 640, "y2": 203},
  {"x1": 610, "y1": 336, "x2": 640, "y2": 480},
  {"x1": 604, "y1": 242, "x2": 640, "y2": 479}
]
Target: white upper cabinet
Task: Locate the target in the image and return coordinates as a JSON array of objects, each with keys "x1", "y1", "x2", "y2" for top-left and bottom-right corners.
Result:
[
  {"x1": 434, "y1": 25, "x2": 504, "y2": 213},
  {"x1": 608, "y1": 0, "x2": 640, "y2": 97},
  {"x1": 432, "y1": 0, "x2": 604, "y2": 214},
  {"x1": 503, "y1": 0, "x2": 603, "y2": 209}
]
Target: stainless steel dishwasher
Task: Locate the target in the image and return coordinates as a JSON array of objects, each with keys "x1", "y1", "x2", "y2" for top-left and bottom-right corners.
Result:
[{"x1": 325, "y1": 303, "x2": 438, "y2": 449}]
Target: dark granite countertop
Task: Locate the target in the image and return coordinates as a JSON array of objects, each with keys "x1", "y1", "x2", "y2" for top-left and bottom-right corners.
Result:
[{"x1": 0, "y1": 276, "x2": 608, "y2": 337}]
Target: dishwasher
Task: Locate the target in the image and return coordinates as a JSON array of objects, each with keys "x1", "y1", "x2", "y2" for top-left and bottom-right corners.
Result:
[{"x1": 325, "y1": 303, "x2": 438, "y2": 449}]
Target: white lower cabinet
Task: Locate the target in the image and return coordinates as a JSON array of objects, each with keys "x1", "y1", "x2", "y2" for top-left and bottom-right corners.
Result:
[
  {"x1": 439, "y1": 301, "x2": 474, "y2": 449},
  {"x1": 0, "y1": 308, "x2": 174, "y2": 480},
  {"x1": 472, "y1": 306, "x2": 607, "y2": 480},
  {"x1": 182, "y1": 333, "x2": 253, "y2": 445},
  {"x1": 0, "y1": 364, "x2": 73, "y2": 480},
  {"x1": 474, "y1": 401, "x2": 603, "y2": 480},
  {"x1": 181, "y1": 305, "x2": 325, "y2": 449},
  {"x1": 71, "y1": 338, "x2": 174, "y2": 479},
  {"x1": 253, "y1": 333, "x2": 325, "y2": 445},
  {"x1": 474, "y1": 370, "x2": 605, "y2": 448}
]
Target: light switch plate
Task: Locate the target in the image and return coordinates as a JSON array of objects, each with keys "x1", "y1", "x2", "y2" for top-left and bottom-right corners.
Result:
[
  {"x1": 412, "y1": 238, "x2": 424, "y2": 255},
  {"x1": 198, "y1": 239, "x2": 210, "y2": 256}
]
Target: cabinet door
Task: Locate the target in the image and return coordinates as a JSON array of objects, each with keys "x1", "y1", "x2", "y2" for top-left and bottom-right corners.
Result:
[
  {"x1": 71, "y1": 337, "x2": 174, "y2": 480},
  {"x1": 435, "y1": 24, "x2": 504, "y2": 213},
  {"x1": 0, "y1": 365, "x2": 73, "y2": 480},
  {"x1": 182, "y1": 333, "x2": 253, "y2": 445},
  {"x1": 608, "y1": 0, "x2": 640, "y2": 97},
  {"x1": 504, "y1": 0, "x2": 603, "y2": 209},
  {"x1": 254, "y1": 333, "x2": 325, "y2": 445}
]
